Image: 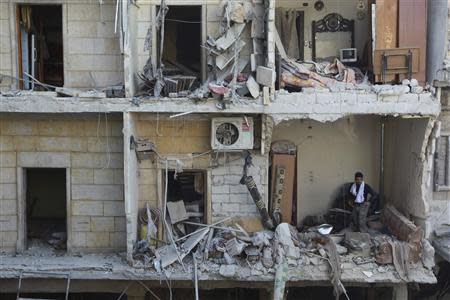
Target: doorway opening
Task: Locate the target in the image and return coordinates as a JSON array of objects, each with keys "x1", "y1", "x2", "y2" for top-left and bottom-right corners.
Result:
[
  {"x1": 166, "y1": 170, "x2": 206, "y2": 237},
  {"x1": 26, "y1": 168, "x2": 67, "y2": 252},
  {"x1": 17, "y1": 4, "x2": 64, "y2": 90}
]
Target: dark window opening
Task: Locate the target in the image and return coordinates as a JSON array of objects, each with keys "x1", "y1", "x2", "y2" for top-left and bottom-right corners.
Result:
[
  {"x1": 17, "y1": 4, "x2": 63, "y2": 90},
  {"x1": 157, "y1": 5, "x2": 202, "y2": 95},
  {"x1": 166, "y1": 170, "x2": 206, "y2": 236},
  {"x1": 26, "y1": 168, "x2": 66, "y2": 252}
]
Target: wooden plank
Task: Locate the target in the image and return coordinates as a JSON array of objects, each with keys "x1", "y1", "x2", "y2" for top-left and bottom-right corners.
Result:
[
  {"x1": 398, "y1": 0, "x2": 427, "y2": 85},
  {"x1": 270, "y1": 154, "x2": 295, "y2": 224},
  {"x1": 375, "y1": 0, "x2": 398, "y2": 82}
]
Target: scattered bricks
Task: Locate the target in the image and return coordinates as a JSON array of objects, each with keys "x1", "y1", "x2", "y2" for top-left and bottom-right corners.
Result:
[
  {"x1": 110, "y1": 231, "x2": 126, "y2": 248},
  {"x1": 72, "y1": 184, "x2": 123, "y2": 201},
  {"x1": 212, "y1": 185, "x2": 230, "y2": 194},
  {"x1": 93, "y1": 169, "x2": 115, "y2": 184},
  {"x1": 0, "y1": 200, "x2": 16, "y2": 215},
  {"x1": 0, "y1": 215, "x2": 17, "y2": 231},
  {"x1": 1, "y1": 153, "x2": 18, "y2": 168},
  {"x1": 71, "y1": 216, "x2": 91, "y2": 232},
  {"x1": 213, "y1": 194, "x2": 230, "y2": 203},
  {"x1": 90, "y1": 216, "x2": 114, "y2": 232},
  {"x1": 256, "y1": 66, "x2": 275, "y2": 87},
  {"x1": 71, "y1": 232, "x2": 87, "y2": 247},
  {"x1": 114, "y1": 216, "x2": 126, "y2": 232},
  {"x1": 72, "y1": 200, "x2": 103, "y2": 216},
  {"x1": 86, "y1": 232, "x2": 110, "y2": 248},
  {"x1": 71, "y1": 169, "x2": 94, "y2": 184},
  {"x1": 18, "y1": 152, "x2": 70, "y2": 168},
  {"x1": 103, "y1": 201, "x2": 125, "y2": 216},
  {"x1": 0, "y1": 184, "x2": 16, "y2": 200}
]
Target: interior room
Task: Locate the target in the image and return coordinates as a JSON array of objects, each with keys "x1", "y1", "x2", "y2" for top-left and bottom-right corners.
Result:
[
  {"x1": 270, "y1": 115, "x2": 432, "y2": 227},
  {"x1": 17, "y1": 4, "x2": 63, "y2": 89},
  {"x1": 26, "y1": 168, "x2": 67, "y2": 251}
]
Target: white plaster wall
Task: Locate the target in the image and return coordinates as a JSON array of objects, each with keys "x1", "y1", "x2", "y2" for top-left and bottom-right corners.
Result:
[
  {"x1": 384, "y1": 117, "x2": 433, "y2": 221},
  {"x1": 276, "y1": 0, "x2": 369, "y2": 61},
  {"x1": 272, "y1": 115, "x2": 380, "y2": 223}
]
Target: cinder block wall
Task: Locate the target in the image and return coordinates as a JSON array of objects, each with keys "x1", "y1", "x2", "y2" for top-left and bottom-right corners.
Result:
[
  {"x1": 134, "y1": 114, "x2": 264, "y2": 222},
  {"x1": 0, "y1": 113, "x2": 125, "y2": 253}
]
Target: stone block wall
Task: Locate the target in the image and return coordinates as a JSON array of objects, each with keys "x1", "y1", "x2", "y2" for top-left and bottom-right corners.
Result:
[
  {"x1": 134, "y1": 114, "x2": 265, "y2": 222},
  {"x1": 0, "y1": 113, "x2": 125, "y2": 253},
  {"x1": 0, "y1": 0, "x2": 123, "y2": 91},
  {"x1": 65, "y1": 0, "x2": 123, "y2": 88},
  {"x1": 0, "y1": 0, "x2": 12, "y2": 91}
]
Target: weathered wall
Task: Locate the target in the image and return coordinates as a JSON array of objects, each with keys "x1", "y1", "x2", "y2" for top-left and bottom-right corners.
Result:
[
  {"x1": 133, "y1": 114, "x2": 265, "y2": 224},
  {"x1": 275, "y1": 0, "x2": 369, "y2": 61},
  {"x1": 0, "y1": 0, "x2": 123, "y2": 90},
  {"x1": 384, "y1": 117, "x2": 433, "y2": 223},
  {"x1": 272, "y1": 116, "x2": 380, "y2": 223},
  {"x1": 0, "y1": 113, "x2": 125, "y2": 253},
  {"x1": 0, "y1": 1, "x2": 12, "y2": 91}
]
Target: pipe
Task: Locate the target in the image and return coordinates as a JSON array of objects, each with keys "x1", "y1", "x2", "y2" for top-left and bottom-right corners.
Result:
[{"x1": 379, "y1": 118, "x2": 385, "y2": 209}]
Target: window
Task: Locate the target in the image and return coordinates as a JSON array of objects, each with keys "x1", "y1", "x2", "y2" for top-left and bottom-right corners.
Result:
[
  {"x1": 17, "y1": 5, "x2": 63, "y2": 90},
  {"x1": 435, "y1": 135, "x2": 450, "y2": 191}
]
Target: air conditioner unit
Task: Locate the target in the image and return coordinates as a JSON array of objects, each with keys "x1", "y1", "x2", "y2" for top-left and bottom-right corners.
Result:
[{"x1": 211, "y1": 117, "x2": 254, "y2": 151}]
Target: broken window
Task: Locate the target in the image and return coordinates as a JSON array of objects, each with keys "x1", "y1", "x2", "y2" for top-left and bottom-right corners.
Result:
[
  {"x1": 435, "y1": 136, "x2": 450, "y2": 191},
  {"x1": 26, "y1": 168, "x2": 67, "y2": 251},
  {"x1": 157, "y1": 5, "x2": 202, "y2": 95},
  {"x1": 17, "y1": 5, "x2": 63, "y2": 90},
  {"x1": 166, "y1": 171, "x2": 206, "y2": 236}
]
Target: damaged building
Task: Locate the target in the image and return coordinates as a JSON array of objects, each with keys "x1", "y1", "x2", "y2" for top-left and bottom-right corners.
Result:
[{"x1": 0, "y1": 0, "x2": 449, "y2": 299}]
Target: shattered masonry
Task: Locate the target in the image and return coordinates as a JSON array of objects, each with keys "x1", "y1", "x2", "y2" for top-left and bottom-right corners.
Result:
[{"x1": 0, "y1": 0, "x2": 449, "y2": 299}]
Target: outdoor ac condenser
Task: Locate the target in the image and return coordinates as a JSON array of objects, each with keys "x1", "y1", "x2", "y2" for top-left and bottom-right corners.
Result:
[{"x1": 211, "y1": 117, "x2": 254, "y2": 151}]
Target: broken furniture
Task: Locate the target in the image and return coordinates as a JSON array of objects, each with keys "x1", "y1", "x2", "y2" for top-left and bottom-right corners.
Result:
[
  {"x1": 311, "y1": 13, "x2": 355, "y2": 61},
  {"x1": 373, "y1": 48, "x2": 420, "y2": 83}
]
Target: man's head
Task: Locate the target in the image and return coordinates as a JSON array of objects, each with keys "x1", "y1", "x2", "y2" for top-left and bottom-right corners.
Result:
[{"x1": 354, "y1": 172, "x2": 364, "y2": 185}]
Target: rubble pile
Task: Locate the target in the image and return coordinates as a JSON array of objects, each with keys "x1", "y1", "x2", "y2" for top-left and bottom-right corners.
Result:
[
  {"x1": 133, "y1": 201, "x2": 435, "y2": 299},
  {"x1": 138, "y1": 0, "x2": 274, "y2": 107}
]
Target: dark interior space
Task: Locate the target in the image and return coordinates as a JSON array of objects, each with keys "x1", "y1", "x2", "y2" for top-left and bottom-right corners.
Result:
[
  {"x1": 286, "y1": 286, "x2": 393, "y2": 300},
  {"x1": 162, "y1": 6, "x2": 201, "y2": 75},
  {"x1": 18, "y1": 4, "x2": 63, "y2": 89},
  {"x1": 167, "y1": 170, "x2": 205, "y2": 236},
  {"x1": 2, "y1": 293, "x2": 125, "y2": 300},
  {"x1": 142, "y1": 288, "x2": 261, "y2": 300},
  {"x1": 26, "y1": 168, "x2": 67, "y2": 250}
]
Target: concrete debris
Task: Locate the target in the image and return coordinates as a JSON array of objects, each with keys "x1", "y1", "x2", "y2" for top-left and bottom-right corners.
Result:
[
  {"x1": 434, "y1": 225, "x2": 450, "y2": 238},
  {"x1": 219, "y1": 264, "x2": 237, "y2": 278},
  {"x1": 421, "y1": 239, "x2": 435, "y2": 270},
  {"x1": 256, "y1": 66, "x2": 276, "y2": 87},
  {"x1": 228, "y1": 2, "x2": 245, "y2": 23},
  {"x1": 225, "y1": 238, "x2": 247, "y2": 256},
  {"x1": 345, "y1": 232, "x2": 372, "y2": 257},
  {"x1": 382, "y1": 204, "x2": 423, "y2": 243},
  {"x1": 215, "y1": 23, "x2": 246, "y2": 51},
  {"x1": 246, "y1": 75, "x2": 260, "y2": 98},
  {"x1": 167, "y1": 200, "x2": 188, "y2": 224}
]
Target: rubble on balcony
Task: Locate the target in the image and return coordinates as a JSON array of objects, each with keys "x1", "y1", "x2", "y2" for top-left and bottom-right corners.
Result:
[{"x1": 137, "y1": 0, "x2": 272, "y2": 109}]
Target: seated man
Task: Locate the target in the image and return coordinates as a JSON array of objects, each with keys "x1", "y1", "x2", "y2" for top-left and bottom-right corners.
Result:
[{"x1": 349, "y1": 172, "x2": 378, "y2": 232}]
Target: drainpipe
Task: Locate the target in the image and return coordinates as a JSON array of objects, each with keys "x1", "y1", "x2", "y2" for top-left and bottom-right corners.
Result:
[
  {"x1": 379, "y1": 118, "x2": 385, "y2": 209},
  {"x1": 426, "y1": 0, "x2": 448, "y2": 82}
]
